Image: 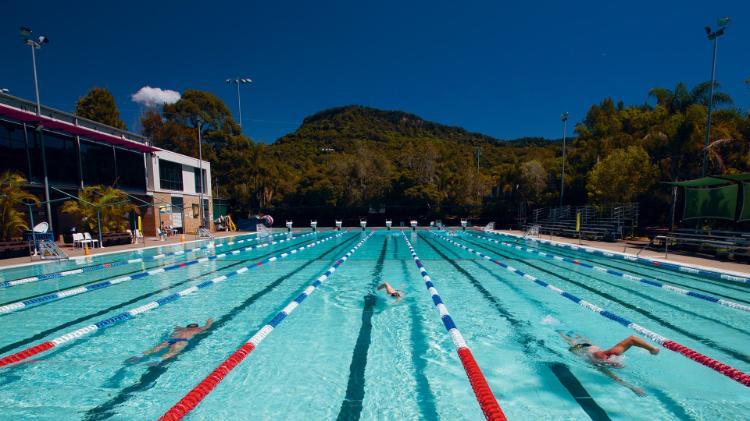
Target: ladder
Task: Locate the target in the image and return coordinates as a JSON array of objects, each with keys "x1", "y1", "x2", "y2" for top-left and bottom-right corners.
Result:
[
  {"x1": 37, "y1": 240, "x2": 68, "y2": 260},
  {"x1": 198, "y1": 227, "x2": 214, "y2": 239}
]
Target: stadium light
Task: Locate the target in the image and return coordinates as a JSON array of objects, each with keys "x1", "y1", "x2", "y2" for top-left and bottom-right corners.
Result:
[
  {"x1": 702, "y1": 17, "x2": 730, "y2": 177},
  {"x1": 226, "y1": 77, "x2": 252, "y2": 132}
]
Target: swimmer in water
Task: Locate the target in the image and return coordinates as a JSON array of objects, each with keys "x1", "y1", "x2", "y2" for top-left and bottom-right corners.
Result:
[
  {"x1": 143, "y1": 319, "x2": 213, "y2": 360},
  {"x1": 377, "y1": 282, "x2": 403, "y2": 304},
  {"x1": 559, "y1": 331, "x2": 659, "y2": 396}
]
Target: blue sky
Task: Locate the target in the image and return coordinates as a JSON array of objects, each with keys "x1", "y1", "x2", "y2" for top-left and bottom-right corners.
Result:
[{"x1": 2, "y1": 1, "x2": 749, "y2": 143}]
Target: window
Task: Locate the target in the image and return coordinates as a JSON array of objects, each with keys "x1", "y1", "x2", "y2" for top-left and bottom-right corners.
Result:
[
  {"x1": 171, "y1": 197, "x2": 184, "y2": 229},
  {"x1": 194, "y1": 167, "x2": 207, "y2": 194},
  {"x1": 159, "y1": 159, "x2": 183, "y2": 191},
  {"x1": 115, "y1": 149, "x2": 146, "y2": 191},
  {"x1": 80, "y1": 139, "x2": 116, "y2": 186},
  {"x1": 0, "y1": 121, "x2": 30, "y2": 178},
  {"x1": 44, "y1": 131, "x2": 80, "y2": 186}
]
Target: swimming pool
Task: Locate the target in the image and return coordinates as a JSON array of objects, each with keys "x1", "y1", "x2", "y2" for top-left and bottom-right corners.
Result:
[{"x1": 0, "y1": 229, "x2": 748, "y2": 420}]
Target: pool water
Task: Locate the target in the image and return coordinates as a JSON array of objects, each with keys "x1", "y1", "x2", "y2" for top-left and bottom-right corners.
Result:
[{"x1": 0, "y1": 230, "x2": 748, "y2": 420}]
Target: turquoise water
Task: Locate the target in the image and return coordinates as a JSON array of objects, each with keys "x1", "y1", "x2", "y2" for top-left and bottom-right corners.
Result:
[{"x1": 0, "y1": 229, "x2": 748, "y2": 420}]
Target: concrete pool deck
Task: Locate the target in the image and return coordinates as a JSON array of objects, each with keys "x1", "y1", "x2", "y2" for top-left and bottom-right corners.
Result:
[{"x1": 493, "y1": 229, "x2": 750, "y2": 276}]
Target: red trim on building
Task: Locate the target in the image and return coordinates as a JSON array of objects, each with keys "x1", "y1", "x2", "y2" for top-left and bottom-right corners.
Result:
[{"x1": 0, "y1": 103, "x2": 160, "y2": 153}]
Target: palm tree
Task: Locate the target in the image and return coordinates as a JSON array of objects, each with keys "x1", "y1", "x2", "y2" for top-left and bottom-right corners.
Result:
[
  {"x1": 61, "y1": 186, "x2": 137, "y2": 234},
  {"x1": 649, "y1": 81, "x2": 733, "y2": 114},
  {"x1": 0, "y1": 171, "x2": 39, "y2": 241}
]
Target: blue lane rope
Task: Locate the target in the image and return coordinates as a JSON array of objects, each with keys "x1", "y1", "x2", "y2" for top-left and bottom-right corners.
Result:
[
  {"x1": 486, "y1": 231, "x2": 750, "y2": 285},
  {"x1": 464, "y1": 232, "x2": 750, "y2": 313},
  {"x1": 0, "y1": 232, "x2": 320, "y2": 314},
  {"x1": 1, "y1": 231, "x2": 292, "y2": 288}
]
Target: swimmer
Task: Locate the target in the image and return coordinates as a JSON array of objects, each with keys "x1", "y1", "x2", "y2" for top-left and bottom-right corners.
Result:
[
  {"x1": 559, "y1": 331, "x2": 659, "y2": 396},
  {"x1": 377, "y1": 282, "x2": 403, "y2": 304},
  {"x1": 143, "y1": 319, "x2": 213, "y2": 360}
]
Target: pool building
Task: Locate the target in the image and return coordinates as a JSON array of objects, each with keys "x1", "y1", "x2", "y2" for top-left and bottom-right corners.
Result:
[{"x1": 0, "y1": 92, "x2": 213, "y2": 238}]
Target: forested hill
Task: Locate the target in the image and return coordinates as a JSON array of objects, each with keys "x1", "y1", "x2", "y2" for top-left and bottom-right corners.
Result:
[
  {"x1": 256, "y1": 105, "x2": 561, "y2": 221},
  {"x1": 276, "y1": 105, "x2": 510, "y2": 146}
]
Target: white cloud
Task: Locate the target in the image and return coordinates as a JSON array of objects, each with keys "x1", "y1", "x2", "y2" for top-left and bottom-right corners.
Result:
[{"x1": 131, "y1": 86, "x2": 181, "y2": 107}]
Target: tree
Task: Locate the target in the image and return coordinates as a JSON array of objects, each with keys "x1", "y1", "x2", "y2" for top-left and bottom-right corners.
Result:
[
  {"x1": 76, "y1": 87, "x2": 127, "y2": 129},
  {"x1": 520, "y1": 160, "x2": 548, "y2": 204},
  {"x1": 61, "y1": 186, "x2": 137, "y2": 233},
  {"x1": 648, "y1": 82, "x2": 732, "y2": 114},
  {"x1": 0, "y1": 171, "x2": 39, "y2": 241},
  {"x1": 587, "y1": 146, "x2": 657, "y2": 203}
]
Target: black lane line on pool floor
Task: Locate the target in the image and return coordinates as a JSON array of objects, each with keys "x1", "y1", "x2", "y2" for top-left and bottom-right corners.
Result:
[
  {"x1": 458, "y1": 237, "x2": 750, "y2": 365},
  {"x1": 396, "y1": 245, "x2": 441, "y2": 420},
  {"x1": 0, "y1": 235, "x2": 334, "y2": 357},
  {"x1": 421, "y1": 234, "x2": 612, "y2": 421},
  {"x1": 336, "y1": 236, "x2": 388, "y2": 421},
  {"x1": 462, "y1": 237, "x2": 750, "y2": 339},
  {"x1": 495, "y1": 234, "x2": 750, "y2": 301},
  {"x1": 501, "y1": 235, "x2": 750, "y2": 294},
  {"x1": 83, "y1": 235, "x2": 359, "y2": 421}
]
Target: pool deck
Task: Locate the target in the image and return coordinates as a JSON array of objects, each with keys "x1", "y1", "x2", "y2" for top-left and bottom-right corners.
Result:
[
  {"x1": 494, "y1": 229, "x2": 750, "y2": 276},
  {"x1": 0, "y1": 231, "x2": 244, "y2": 269}
]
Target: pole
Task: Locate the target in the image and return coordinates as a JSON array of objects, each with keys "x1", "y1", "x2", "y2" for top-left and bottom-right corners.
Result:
[
  {"x1": 702, "y1": 37, "x2": 718, "y2": 177},
  {"x1": 97, "y1": 208, "x2": 103, "y2": 248},
  {"x1": 30, "y1": 44, "x2": 41, "y2": 116},
  {"x1": 560, "y1": 118, "x2": 568, "y2": 206},
  {"x1": 197, "y1": 121, "x2": 205, "y2": 230},
  {"x1": 30, "y1": 44, "x2": 53, "y2": 232},
  {"x1": 27, "y1": 203, "x2": 36, "y2": 258},
  {"x1": 236, "y1": 80, "x2": 243, "y2": 131}
]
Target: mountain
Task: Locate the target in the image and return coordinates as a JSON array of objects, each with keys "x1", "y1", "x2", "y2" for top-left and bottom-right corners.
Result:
[{"x1": 277, "y1": 105, "x2": 506, "y2": 146}]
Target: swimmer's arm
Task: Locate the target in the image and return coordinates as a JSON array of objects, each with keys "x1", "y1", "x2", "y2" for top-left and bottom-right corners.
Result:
[
  {"x1": 598, "y1": 367, "x2": 646, "y2": 397},
  {"x1": 558, "y1": 331, "x2": 577, "y2": 346},
  {"x1": 200, "y1": 318, "x2": 214, "y2": 331}
]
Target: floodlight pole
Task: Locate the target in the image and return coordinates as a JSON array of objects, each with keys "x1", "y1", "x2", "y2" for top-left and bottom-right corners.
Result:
[
  {"x1": 702, "y1": 19, "x2": 729, "y2": 177},
  {"x1": 702, "y1": 37, "x2": 718, "y2": 177},
  {"x1": 236, "y1": 81, "x2": 243, "y2": 130},
  {"x1": 226, "y1": 77, "x2": 252, "y2": 133},
  {"x1": 23, "y1": 28, "x2": 53, "y2": 232},
  {"x1": 560, "y1": 112, "x2": 569, "y2": 206},
  {"x1": 29, "y1": 42, "x2": 41, "y2": 115},
  {"x1": 197, "y1": 120, "x2": 205, "y2": 230}
]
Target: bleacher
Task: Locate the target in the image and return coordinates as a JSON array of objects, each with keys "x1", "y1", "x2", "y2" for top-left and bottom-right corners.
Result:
[
  {"x1": 525, "y1": 204, "x2": 638, "y2": 242},
  {"x1": 652, "y1": 228, "x2": 750, "y2": 259}
]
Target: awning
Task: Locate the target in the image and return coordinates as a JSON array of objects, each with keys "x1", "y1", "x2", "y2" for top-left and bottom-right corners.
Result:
[
  {"x1": 663, "y1": 177, "x2": 733, "y2": 187},
  {"x1": 0, "y1": 103, "x2": 160, "y2": 153}
]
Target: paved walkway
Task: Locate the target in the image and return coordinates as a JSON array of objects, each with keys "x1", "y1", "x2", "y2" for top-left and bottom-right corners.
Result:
[
  {"x1": 0, "y1": 231, "x2": 243, "y2": 269},
  {"x1": 496, "y1": 230, "x2": 750, "y2": 275}
]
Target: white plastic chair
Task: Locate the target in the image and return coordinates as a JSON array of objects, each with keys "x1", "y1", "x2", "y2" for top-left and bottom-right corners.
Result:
[
  {"x1": 84, "y1": 232, "x2": 98, "y2": 248},
  {"x1": 72, "y1": 233, "x2": 83, "y2": 248}
]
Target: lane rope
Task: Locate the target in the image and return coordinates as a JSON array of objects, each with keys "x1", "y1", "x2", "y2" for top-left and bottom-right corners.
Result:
[
  {"x1": 1, "y1": 232, "x2": 292, "y2": 288},
  {"x1": 435, "y1": 233, "x2": 750, "y2": 387},
  {"x1": 159, "y1": 232, "x2": 374, "y2": 420},
  {"x1": 486, "y1": 231, "x2": 750, "y2": 285},
  {"x1": 0, "y1": 232, "x2": 346, "y2": 368},
  {"x1": 465, "y1": 232, "x2": 750, "y2": 313},
  {"x1": 0, "y1": 232, "x2": 319, "y2": 315},
  {"x1": 402, "y1": 232, "x2": 507, "y2": 421}
]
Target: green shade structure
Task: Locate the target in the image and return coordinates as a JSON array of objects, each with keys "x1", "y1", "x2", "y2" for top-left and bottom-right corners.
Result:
[{"x1": 683, "y1": 184, "x2": 738, "y2": 220}]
